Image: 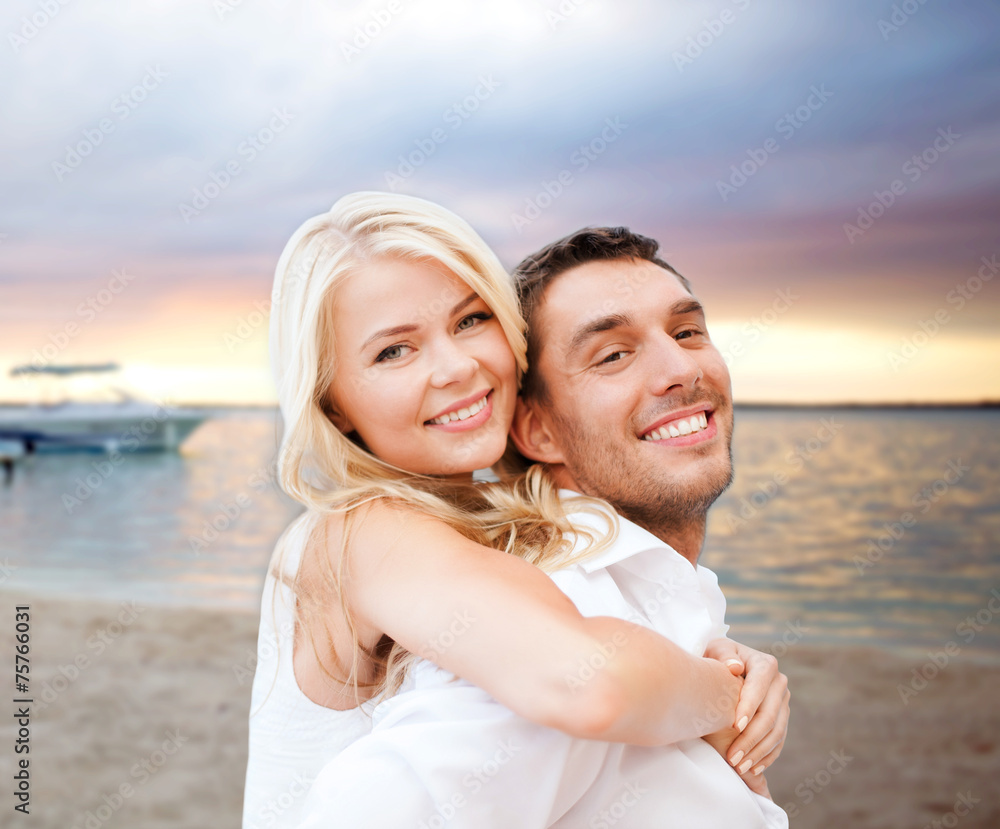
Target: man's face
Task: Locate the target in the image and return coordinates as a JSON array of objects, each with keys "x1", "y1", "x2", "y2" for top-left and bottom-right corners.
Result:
[{"x1": 519, "y1": 258, "x2": 734, "y2": 528}]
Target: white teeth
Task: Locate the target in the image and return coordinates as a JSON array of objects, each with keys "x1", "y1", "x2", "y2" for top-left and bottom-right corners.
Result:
[
  {"x1": 429, "y1": 395, "x2": 488, "y2": 425},
  {"x1": 643, "y1": 412, "x2": 710, "y2": 441}
]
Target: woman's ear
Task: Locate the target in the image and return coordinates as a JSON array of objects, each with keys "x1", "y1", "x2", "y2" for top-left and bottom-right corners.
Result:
[
  {"x1": 510, "y1": 396, "x2": 565, "y2": 465},
  {"x1": 325, "y1": 396, "x2": 354, "y2": 434}
]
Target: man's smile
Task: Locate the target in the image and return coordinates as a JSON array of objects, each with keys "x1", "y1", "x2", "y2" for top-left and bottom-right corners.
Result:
[{"x1": 640, "y1": 406, "x2": 715, "y2": 444}]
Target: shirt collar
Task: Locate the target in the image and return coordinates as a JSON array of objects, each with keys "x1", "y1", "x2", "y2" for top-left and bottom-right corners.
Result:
[{"x1": 558, "y1": 489, "x2": 686, "y2": 573}]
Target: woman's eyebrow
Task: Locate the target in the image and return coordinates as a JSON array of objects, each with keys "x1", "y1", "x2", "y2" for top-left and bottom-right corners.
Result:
[
  {"x1": 360, "y1": 292, "x2": 481, "y2": 353},
  {"x1": 450, "y1": 291, "x2": 480, "y2": 315},
  {"x1": 360, "y1": 324, "x2": 417, "y2": 353}
]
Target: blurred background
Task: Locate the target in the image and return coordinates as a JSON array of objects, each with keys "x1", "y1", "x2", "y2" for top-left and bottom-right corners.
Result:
[{"x1": 1, "y1": 0, "x2": 998, "y2": 826}]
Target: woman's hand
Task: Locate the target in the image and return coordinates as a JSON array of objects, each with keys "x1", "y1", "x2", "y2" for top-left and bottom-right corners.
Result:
[{"x1": 703, "y1": 638, "x2": 790, "y2": 782}]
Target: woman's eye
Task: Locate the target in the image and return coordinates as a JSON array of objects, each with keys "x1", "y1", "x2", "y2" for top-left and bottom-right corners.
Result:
[
  {"x1": 375, "y1": 344, "x2": 407, "y2": 363},
  {"x1": 457, "y1": 311, "x2": 492, "y2": 331}
]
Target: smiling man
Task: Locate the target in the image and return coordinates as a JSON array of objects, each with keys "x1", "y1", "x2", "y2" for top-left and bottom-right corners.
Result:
[
  {"x1": 510, "y1": 228, "x2": 735, "y2": 565},
  {"x1": 298, "y1": 226, "x2": 789, "y2": 829}
]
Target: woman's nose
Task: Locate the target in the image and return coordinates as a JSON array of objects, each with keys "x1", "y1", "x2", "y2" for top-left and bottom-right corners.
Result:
[{"x1": 429, "y1": 338, "x2": 478, "y2": 388}]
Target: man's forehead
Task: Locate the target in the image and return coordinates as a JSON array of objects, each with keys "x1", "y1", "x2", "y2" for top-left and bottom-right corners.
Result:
[{"x1": 537, "y1": 258, "x2": 694, "y2": 334}]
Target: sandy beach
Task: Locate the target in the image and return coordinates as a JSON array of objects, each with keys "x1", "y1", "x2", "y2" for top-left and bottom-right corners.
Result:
[{"x1": 2, "y1": 594, "x2": 997, "y2": 828}]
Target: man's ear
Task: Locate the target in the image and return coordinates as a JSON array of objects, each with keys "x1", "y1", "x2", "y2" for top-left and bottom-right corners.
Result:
[{"x1": 510, "y1": 396, "x2": 565, "y2": 465}]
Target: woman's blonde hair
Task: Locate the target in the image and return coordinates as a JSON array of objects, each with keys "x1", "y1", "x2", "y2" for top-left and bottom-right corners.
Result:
[{"x1": 266, "y1": 191, "x2": 614, "y2": 705}]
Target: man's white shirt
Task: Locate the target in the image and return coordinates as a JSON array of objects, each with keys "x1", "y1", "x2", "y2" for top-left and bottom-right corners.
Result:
[{"x1": 299, "y1": 492, "x2": 789, "y2": 828}]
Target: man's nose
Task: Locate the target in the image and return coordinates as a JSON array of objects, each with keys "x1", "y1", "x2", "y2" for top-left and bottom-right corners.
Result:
[
  {"x1": 429, "y1": 337, "x2": 478, "y2": 388},
  {"x1": 644, "y1": 333, "x2": 703, "y2": 396}
]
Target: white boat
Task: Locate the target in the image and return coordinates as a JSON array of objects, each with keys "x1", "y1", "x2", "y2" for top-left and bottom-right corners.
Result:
[{"x1": 0, "y1": 363, "x2": 208, "y2": 453}]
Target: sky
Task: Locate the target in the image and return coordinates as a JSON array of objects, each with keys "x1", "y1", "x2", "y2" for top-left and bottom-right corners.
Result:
[{"x1": 1, "y1": 0, "x2": 998, "y2": 405}]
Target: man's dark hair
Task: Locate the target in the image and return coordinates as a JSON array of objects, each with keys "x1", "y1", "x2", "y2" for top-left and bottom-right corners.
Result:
[{"x1": 513, "y1": 226, "x2": 692, "y2": 402}]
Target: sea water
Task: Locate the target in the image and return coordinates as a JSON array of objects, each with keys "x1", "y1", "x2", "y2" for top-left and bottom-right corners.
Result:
[{"x1": 1, "y1": 407, "x2": 997, "y2": 661}]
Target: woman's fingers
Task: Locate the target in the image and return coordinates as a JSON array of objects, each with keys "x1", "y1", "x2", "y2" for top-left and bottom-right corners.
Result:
[
  {"x1": 704, "y1": 637, "x2": 746, "y2": 676},
  {"x1": 733, "y1": 648, "x2": 779, "y2": 731},
  {"x1": 727, "y1": 682, "x2": 791, "y2": 774}
]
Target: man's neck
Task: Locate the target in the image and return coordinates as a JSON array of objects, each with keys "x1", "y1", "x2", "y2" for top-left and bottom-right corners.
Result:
[
  {"x1": 551, "y1": 467, "x2": 709, "y2": 566},
  {"x1": 621, "y1": 512, "x2": 707, "y2": 567}
]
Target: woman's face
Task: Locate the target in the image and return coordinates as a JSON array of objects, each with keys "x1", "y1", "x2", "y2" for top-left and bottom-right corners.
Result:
[{"x1": 328, "y1": 257, "x2": 518, "y2": 480}]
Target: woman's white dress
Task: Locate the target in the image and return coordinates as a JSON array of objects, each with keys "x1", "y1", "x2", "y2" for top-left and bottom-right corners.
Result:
[{"x1": 243, "y1": 515, "x2": 373, "y2": 829}]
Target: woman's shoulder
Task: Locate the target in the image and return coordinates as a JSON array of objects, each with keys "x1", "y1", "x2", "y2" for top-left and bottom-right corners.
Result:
[{"x1": 310, "y1": 497, "x2": 465, "y2": 566}]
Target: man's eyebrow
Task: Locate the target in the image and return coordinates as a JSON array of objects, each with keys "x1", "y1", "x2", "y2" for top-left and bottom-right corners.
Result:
[
  {"x1": 564, "y1": 298, "x2": 706, "y2": 358},
  {"x1": 673, "y1": 298, "x2": 705, "y2": 317},
  {"x1": 566, "y1": 312, "x2": 636, "y2": 357},
  {"x1": 360, "y1": 291, "x2": 480, "y2": 353}
]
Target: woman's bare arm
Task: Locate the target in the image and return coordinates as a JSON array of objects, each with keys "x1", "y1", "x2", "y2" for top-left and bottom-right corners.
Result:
[{"x1": 336, "y1": 502, "x2": 745, "y2": 746}]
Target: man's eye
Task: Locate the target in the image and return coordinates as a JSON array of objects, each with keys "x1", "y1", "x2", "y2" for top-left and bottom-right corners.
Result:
[
  {"x1": 457, "y1": 312, "x2": 492, "y2": 331},
  {"x1": 375, "y1": 344, "x2": 407, "y2": 363},
  {"x1": 676, "y1": 329, "x2": 704, "y2": 341},
  {"x1": 599, "y1": 350, "x2": 626, "y2": 364}
]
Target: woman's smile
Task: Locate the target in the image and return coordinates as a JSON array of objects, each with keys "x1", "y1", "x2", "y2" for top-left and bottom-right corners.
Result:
[{"x1": 425, "y1": 389, "x2": 493, "y2": 429}]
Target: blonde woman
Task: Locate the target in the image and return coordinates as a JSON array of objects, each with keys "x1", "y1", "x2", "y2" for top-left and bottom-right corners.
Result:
[{"x1": 243, "y1": 193, "x2": 783, "y2": 828}]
